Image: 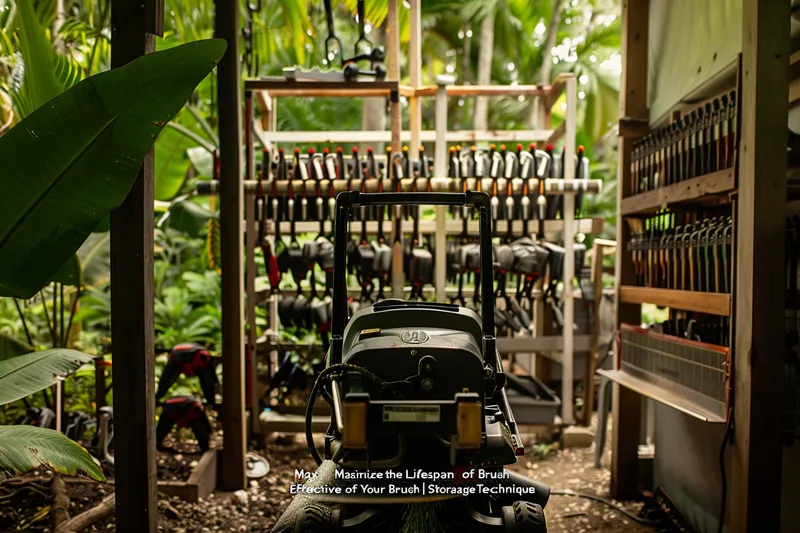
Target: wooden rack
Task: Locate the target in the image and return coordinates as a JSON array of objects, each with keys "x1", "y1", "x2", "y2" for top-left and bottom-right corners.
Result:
[
  {"x1": 609, "y1": 73, "x2": 739, "y2": 428},
  {"x1": 608, "y1": 4, "x2": 790, "y2": 532},
  {"x1": 234, "y1": 61, "x2": 597, "y2": 428}
]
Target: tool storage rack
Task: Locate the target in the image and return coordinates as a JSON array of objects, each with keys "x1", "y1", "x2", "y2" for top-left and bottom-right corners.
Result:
[
  {"x1": 235, "y1": 62, "x2": 604, "y2": 432},
  {"x1": 606, "y1": 1, "x2": 795, "y2": 532}
]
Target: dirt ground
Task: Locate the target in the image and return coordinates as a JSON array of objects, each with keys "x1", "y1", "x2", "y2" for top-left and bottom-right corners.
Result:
[{"x1": 0, "y1": 419, "x2": 651, "y2": 533}]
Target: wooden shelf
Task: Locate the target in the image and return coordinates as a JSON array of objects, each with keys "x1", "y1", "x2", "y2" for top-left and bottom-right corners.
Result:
[
  {"x1": 260, "y1": 129, "x2": 555, "y2": 144},
  {"x1": 621, "y1": 168, "x2": 736, "y2": 216},
  {"x1": 619, "y1": 286, "x2": 731, "y2": 316},
  {"x1": 597, "y1": 369, "x2": 726, "y2": 423},
  {"x1": 244, "y1": 78, "x2": 400, "y2": 97}
]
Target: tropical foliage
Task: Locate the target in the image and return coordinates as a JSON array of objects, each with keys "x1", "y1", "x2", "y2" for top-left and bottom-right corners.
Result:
[
  {"x1": 0, "y1": 0, "x2": 622, "y2": 479},
  {"x1": 0, "y1": 0, "x2": 224, "y2": 480}
]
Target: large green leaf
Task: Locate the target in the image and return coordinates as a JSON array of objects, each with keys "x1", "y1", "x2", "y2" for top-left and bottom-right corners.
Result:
[
  {"x1": 0, "y1": 425, "x2": 105, "y2": 481},
  {"x1": 162, "y1": 197, "x2": 216, "y2": 237},
  {"x1": 187, "y1": 146, "x2": 213, "y2": 178},
  {"x1": 10, "y1": 0, "x2": 63, "y2": 118},
  {"x1": 77, "y1": 232, "x2": 111, "y2": 287},
  {"x1": 0, "y1": 39, "x2": 227, "y2": 298},
  {"x1": 155, "y1": 125, "x2": 192, "y2": 201},
  {"x1": 52, "y1": 253, "x2": 81, "y2": 286},
  {"x1": 0, "y1": 349, "x2": 93, "y2": 405}
]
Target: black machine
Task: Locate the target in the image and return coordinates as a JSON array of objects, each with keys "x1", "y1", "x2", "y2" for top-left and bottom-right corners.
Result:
[
  {"x1": 155, "y1": 342, "x2": 218, "y2": 407},
  {"x1": 273, "y1": 192, "x2": 549, "y2": 533},
  {"x1": 154, "y1": 343, "x2": 217, "y2": 451},
  {"x1": 156, "y1": 395, "x2": 212, "y2": 452}
]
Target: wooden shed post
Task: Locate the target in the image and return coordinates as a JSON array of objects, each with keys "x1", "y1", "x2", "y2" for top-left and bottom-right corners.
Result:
[
  {"x1": 215, "y1": 0, "x2": 247, "y2": 490},
  {"x1": 731, "y1": 1, "x2": 789, "y2": 530},
  {"x1": 109, "y1": 0, "x2": 163, "y2": 530},
  {"x1": 611, "y1": 0, "x2": 647, "y2": 500}
]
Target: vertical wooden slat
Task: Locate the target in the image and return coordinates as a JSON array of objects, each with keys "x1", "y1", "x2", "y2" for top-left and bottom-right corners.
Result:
[
  {"x1": 387, "y1": 0, "x2": 404, "y2": 299},
  {"x1": 562, "y1": 75, "x2": 577, "y2": 426},
  {"x1": 611, "y1": 0, "x2": 647, "y2": 500},
  {"x1": 244, "y1": 91, "x2": 259, "y2": 436},
  {"x1": 731, "y1": 1, "x2": 789, "y2": 530},
  {"x1": 110, "y1": 1, "x2": 158, "y2": 530},
  {"x1": 144, "y1": 0, "x2": 164, "y2": 37},
  {"x1": 215, "y1": 0, "x2": 246, "y2": 491}
]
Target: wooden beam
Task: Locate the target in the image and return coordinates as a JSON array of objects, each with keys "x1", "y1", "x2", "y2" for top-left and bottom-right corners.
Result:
[
  {"x1": 617, "y1": 117, "x2": 650, "y2": 139},
  {"x1": 110, "y1": 1, "x2": 158, "y2": 531},
  {"x1": 257, "y1": 129, "x2": 554, "y2": 144},
  {"x1": 244, "y1": 92, "x2": 259, "y2": 436},
  {"x1": 408, "y1": 0, "x2": 421, "y2": 152},
  {"x1": 387, "y1": 0, "x2": 403, "y2": 299},
  {"x1": 546, "y1": 122, "x2": 566, "y2": 146},
  {"x1": 244, "y1": 79, "x2": 399, "y2": 93},
  {"x1": 731, "y1": 1, "x2": 789, "y2": 531},
  {"x1": 215, "y1": 0, "x2": 246, "y2": 491},
  {"x1": 620, "y1": 168, "x2": 736, "y2": 216},
  {"x1": 144, "y1": 0, "x2": 164, "y2": 37},
  {"x1": 619, "y1": 286, "x2": 731, "y2": 316},
  {"x1": 409, "y1": 84, "x2": 555, "y2": 98},
  {"x1": 611, "y1": 0, "x2": 648, "y2": 501}
]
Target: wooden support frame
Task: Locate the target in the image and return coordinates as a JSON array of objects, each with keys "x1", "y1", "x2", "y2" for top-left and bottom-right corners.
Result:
[
  {"x1": 109, "y1": 0, "x2": 159, "y2": 531},
  {"x1": 730, "y1": 1, "x2": 789, "y2": 530},
  {"x1": 581, "y1": 239, "x2": 616, "y2": 426},
  {"x1": 216, "y1": 0, "x2": 247, "y2": 491},
  {"x1": 611, "y1": 0, "x2": 647, "y2": 501}
]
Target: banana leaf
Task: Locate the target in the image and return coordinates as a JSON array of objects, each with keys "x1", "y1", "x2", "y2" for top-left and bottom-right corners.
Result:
[
  {"x1": 162, "y1": 197, "x2": 216, "y2": 237},
  {"x1": 0, "y1": 425, "x2": 105, "y2": 481},
  {"x1": 0, "y1": 39, "x2": 226, "y2": 298},
  {"x1": 10, "y1": 0, "x2": 81, "y2": 119},
  {"x1": 155, "y1": 119, "x2": 194, "y2": 201},
  {"x1": 188, "y1": 146, "x2": 214, "y2": 178},
  {"x1": 0, "y1": 348, "x2": 93, "y2": 405}
]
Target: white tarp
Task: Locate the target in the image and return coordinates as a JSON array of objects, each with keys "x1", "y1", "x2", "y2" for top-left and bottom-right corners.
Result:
[{"x1": 648, "y1": 0, "x2": 742, "y2": 123}]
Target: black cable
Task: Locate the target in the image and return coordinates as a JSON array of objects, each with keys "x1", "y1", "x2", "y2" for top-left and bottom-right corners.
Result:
[
  {"x1": 305, "y1": 363, "x2": 387, "y2": 465},
  {"x1": 550, "y1": 489, "x2": 657, "y2": 526},
  {"x1": 717, "y1": 406, "x2": 734, "y2": 533}
]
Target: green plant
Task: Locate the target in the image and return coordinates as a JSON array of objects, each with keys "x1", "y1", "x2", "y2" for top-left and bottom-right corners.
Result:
[
  {"x1": 0, "y1": 349, "x2": 104, "y2": 481},
  {"x1": 0, "y1": 38, "x2": 226, "y2": 298}
]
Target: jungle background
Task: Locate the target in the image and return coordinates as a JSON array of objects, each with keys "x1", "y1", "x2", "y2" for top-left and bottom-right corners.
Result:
[{"x1": 0, "y1": 0, "x2": 625, "y2": 423}]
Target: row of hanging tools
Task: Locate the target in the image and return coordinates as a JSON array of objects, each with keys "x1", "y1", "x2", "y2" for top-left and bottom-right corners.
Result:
[{"x1": 446, "y1": 143, "x2": 590, "y2": 235}]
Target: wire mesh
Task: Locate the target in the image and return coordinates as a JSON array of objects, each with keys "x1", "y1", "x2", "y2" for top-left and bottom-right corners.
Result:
[{"x1": 619, "y1": 324, "x2": 729, "y2": 404}]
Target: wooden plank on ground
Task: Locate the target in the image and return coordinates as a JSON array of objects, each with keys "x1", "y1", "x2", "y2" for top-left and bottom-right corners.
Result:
[
  {"x1": 109, "y1": 1, "x2": 158, "y2": 531},
  {"x1": 186, "y1": 450, "x2": 218, "y2": 501},
  {"x1": 731, "y1": 1, "x2": 789, "y2": 531}
]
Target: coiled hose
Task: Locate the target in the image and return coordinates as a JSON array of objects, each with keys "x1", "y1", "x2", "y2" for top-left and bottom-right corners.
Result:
[{"x1": 305, "y1": 363, "x2": 387, "y2": 465}]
